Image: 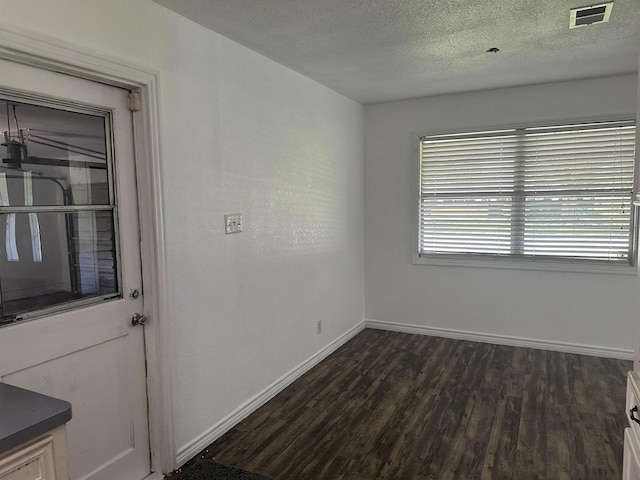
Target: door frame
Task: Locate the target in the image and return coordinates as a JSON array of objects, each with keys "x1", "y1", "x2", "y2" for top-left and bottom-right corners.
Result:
[{"x1": 0, "y1": 24, "x2": 175, "y2": 477}]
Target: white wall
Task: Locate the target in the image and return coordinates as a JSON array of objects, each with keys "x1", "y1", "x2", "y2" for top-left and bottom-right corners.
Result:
[
  {"x1": 0, "y1": 0, "x2": 364, "y2": 457},
  {"x1": 365, "y1": 75, "x2": 639, "y2": 353}
]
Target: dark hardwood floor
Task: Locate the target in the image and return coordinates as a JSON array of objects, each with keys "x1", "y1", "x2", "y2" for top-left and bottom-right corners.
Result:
[{"x1": 166, "y1": 329, "x2": 631, "y2": 480}]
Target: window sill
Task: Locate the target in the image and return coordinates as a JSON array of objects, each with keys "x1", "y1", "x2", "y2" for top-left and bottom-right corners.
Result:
[{"x1": 412, "y1": 254, "x2": 638, "y2": 275}]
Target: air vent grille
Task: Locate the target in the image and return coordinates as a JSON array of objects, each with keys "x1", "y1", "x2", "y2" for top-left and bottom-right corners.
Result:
[{"x1": 570, "y1": 2, "x2": 614, "y2": 28}]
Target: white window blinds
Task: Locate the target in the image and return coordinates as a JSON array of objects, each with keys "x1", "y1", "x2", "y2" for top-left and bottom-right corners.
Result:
[{"x1": 419, "y1": 121, "x2": 637, "y2": 265}]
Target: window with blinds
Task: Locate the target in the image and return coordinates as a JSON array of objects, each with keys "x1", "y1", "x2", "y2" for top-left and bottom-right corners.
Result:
[{"x1": 418, "y1": 121, "x2": 637, "y2": 266}]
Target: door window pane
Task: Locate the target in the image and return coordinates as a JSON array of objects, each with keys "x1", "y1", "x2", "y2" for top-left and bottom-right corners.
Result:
[
  {"x1": 1, "y1": 99, "x2": 110, "y2": 206},
  {"x1": 0, "y1": 97, "x2": 119, "y2": 324},
  {"x1": 0, "y1": 211, "x2": 118, "y2": 320}
]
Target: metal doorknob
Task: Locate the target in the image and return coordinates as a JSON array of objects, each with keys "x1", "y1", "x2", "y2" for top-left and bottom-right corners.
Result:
[{"x1": 131, "y1": 313, "x2": 148, "y2": 326}]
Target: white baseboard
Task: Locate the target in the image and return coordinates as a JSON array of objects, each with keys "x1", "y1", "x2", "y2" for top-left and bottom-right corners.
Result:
[
  {"x1": 176, "y1": 320, "x2": 366, "y2": 466},
  {"x1": 143, "y1": 473, "x2": 165, "y2": 480},
  {"x1": 365, "y1": 319, "x2": 634, "y2": 360}
]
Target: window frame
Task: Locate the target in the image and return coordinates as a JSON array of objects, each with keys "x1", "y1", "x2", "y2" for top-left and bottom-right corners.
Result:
[
  {"x1": 412, "y1": 117, "x2": 639, "y2": 275},
  {"x1": 0, "y1": 90, "x2": 123, "y2": 325}
]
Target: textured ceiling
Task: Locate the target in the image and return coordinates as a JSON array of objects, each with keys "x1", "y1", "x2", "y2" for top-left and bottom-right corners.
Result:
[{"x1": 152, "y1": 0, "x2": 640, "y2": 104}]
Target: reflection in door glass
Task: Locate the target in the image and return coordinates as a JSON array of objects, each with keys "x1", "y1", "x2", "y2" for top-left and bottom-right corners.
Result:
[{"x1": 0, "y1": 98, "x2": 119, "y2": 324}]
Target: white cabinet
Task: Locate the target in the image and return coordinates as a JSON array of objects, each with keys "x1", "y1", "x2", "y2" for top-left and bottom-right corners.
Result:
[
  {"x1": 624, "y1": 372, "x2": 640, "y2": 479},
  {"x1": 0, "y1": 435, "x2": 54, "y2": 480},
  {"x1": 0, "y1": 384, "x2": 71, "y2": 480},
  {"x1": 624, "y1": 428, "x2": 640, "y2": 480},
  {"x1": 0, "y1": 427, "x2": 68, "y2": 480}
]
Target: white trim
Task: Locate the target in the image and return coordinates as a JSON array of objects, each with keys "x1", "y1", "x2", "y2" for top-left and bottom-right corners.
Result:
[
  {"x1": 365, "y1": 319, "x2": 634, "y2": 360},
  {"x1": 411, "y1": 114, "x2": 638, "y2": 141},
  {"x1": 176, "y1": 321, "x2": 366, "y2": 467},
  {"x1": 412, "y1": 253, "x2": 639, "y2": 276},
  {"x1": 0, "y1": 24, "x2": 157, "y2": 88},
  {"x1": 412, "y1": 132, "x2": 421, "y2": 266},
  {"x1": 0, "y1": 24, "x2": 175, "y2": 474},
  {"x1": 131, "y1": 71, "x2": 176, "y2": 477},
  {"x1": 142, "y1": 473, "x2": 165, "y2": 480}
]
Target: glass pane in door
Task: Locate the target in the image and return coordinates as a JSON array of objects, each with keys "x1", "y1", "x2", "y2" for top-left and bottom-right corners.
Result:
[
  {"x1": 0, "y1": 211, "x2": 118, "y2": 322},
  {"x1": 1, "y1": 98, "x2": 110, "y2": 206},
  {"x1": 0, "y1": 97, "x2": 120, "y2": 324}
]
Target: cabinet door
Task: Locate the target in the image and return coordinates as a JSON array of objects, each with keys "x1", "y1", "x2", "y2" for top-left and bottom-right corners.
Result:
[
  {"x1": 0, "y1": 436, "x2": 55, "y2": 480},
  {"x1": 624, "y1": 428, "x2": 640, "y2": 480}
]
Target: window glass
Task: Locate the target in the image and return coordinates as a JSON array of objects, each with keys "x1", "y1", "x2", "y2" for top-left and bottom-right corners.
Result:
[
  {"x1": 1, "y1": 99, "x2": 109, "y2": 206},
  {"x1": 0, "y1": 97, "x2": 119, "y2": 324}
]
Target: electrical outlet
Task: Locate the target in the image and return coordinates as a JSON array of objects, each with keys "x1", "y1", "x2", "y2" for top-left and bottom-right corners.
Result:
[
  {"x1": 316, "y1": 320, "x2": 322, "y2": 335},
  {"x1": 224, "y1": 213, "x2": 242, "y2": 234}
]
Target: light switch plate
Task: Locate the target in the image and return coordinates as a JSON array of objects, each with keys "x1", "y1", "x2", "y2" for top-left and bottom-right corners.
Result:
[{"x1": 225, "y1": 213, "x2": 242, "y2": 234}]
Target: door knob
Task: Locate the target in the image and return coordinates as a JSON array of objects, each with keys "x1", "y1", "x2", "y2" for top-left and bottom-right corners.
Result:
[{"x1": 131, "y1": 313, "x2": 148, "y2": 326}]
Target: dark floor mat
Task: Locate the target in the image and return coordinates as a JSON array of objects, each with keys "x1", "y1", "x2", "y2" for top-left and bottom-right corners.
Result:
[{"x1": 179, "y1": 459, "x2": 273, "y2": 480}]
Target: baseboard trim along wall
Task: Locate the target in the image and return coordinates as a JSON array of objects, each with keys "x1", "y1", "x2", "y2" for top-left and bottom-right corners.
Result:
[
  {"x1": 365, "y1": 319, "x2": 634, "y2": 361},
  {"x1": 176, "y1": 320, "x2": 366, "y2": 466}
]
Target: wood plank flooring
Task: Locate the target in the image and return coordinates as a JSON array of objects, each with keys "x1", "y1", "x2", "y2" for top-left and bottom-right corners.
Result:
[{"x1": 166, "y1": 329, "x2": 631, "y2": 480}]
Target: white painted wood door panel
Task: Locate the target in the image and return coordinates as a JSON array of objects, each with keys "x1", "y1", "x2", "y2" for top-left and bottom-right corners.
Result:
[{"x1": 0, "y1": 59, "x2": 150, "y2": 480}]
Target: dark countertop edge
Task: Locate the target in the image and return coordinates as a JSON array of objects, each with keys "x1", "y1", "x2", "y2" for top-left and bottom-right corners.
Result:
[{"x1": 0, "y1": 383, "x2": 72, "y2": 454}]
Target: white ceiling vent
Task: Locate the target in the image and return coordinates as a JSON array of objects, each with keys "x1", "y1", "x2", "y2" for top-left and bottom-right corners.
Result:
[{"x1": 570, "y1": 2, "x2": 614, "y2": 28}]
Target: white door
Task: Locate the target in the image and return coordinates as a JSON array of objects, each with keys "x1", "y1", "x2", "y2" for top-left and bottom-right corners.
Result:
[{"x1": 0, "y1": 59, "x2": 151, "y2": 480}]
